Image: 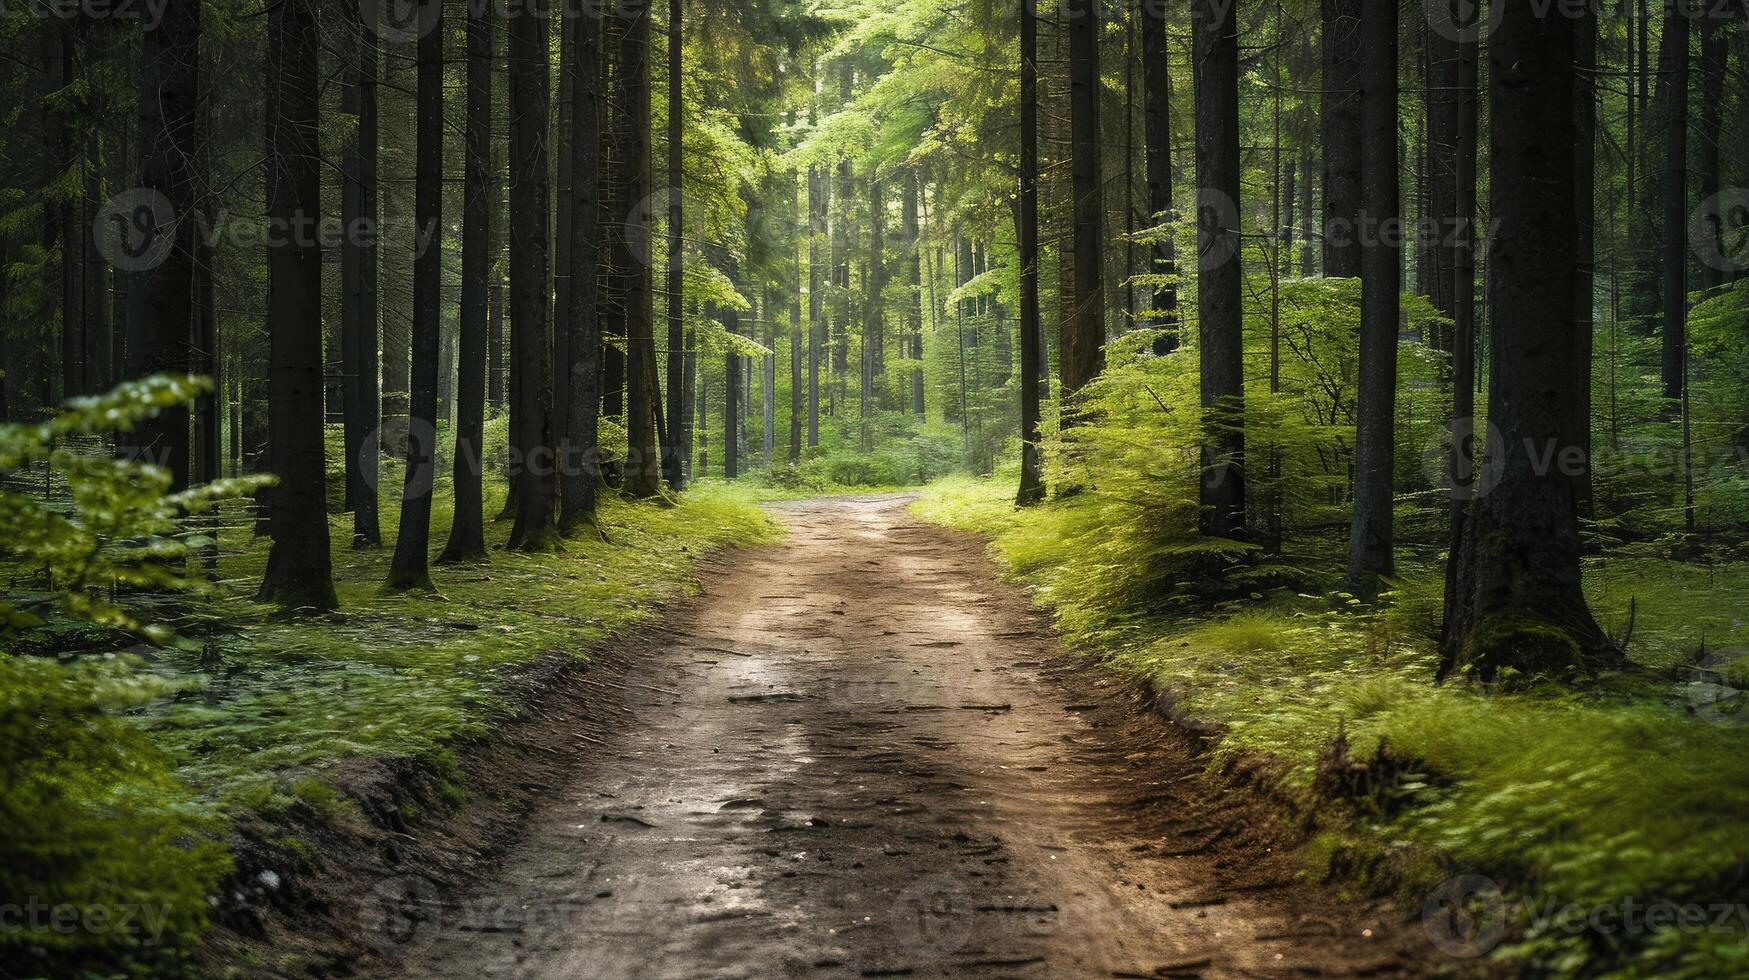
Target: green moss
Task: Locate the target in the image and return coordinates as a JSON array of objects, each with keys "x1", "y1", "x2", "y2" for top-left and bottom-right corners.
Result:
[{"x1": 1460, "y1": 612, "x2": 1585, "y2": 680}]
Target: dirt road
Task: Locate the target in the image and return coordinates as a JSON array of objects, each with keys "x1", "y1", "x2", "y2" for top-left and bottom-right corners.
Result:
[{"x1": 372, "y1": 495, "x2": 1425, "y2": 978}]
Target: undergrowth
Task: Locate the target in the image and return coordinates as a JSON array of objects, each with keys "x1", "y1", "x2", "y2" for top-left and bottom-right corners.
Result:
[
  {"x1": 915, "y1": 471, "x2": 1749, "y2": 979},
  {"x1": 3, "y1": 435, "x2": 778, "y2": 970}
]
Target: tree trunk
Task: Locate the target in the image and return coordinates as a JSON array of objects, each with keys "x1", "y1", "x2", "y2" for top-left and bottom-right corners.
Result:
[
  {"x1": 1321, "y1": 0, "x2": 1363, "y2": 278},
  {"x1": 1141, "y1": 0, "x2": 1178, "y2": 353},
  {"x1": 1345, "y1": 0, "x2": 1399, "y2": 591},
  {"x1": 342, "y1": 0, "x2": 381, "y2": 548},
  {"x1": 663, "y1": 0, "x2": 687, "y2": 490},
  {"x1": 1062, "y1": 0, "x2": 1104, "y2": 416},
  {"x1": 808, "y1": 159, "x2": 824, "y2": 445},
  {"x1": 124, "y1": 0, "x2": 197, "y2": 489},
  {"x1": 904, "y1": 171, "x2": 925, "y2": 416},
  {"x1": 1193, "y1": 0, "x2": 1245, "y2": 539},
  {"x1": 1661, "y1": 3, "x2": 1689, "y2": 405},
  {"x1": 620, "y1": 2, "x2": 662, "y2": 498},
  {"x1": 561, "y1": 1, "x2": 603, "y2": 531},
  {"x1": 388, "y1": 0, "x2": 446, "y2": 588},
  {"x1": 1426, "y1": 6, "x2": 1458, "y2": 327},
  {"x1": 723, "y1": 254, "x2": 741, "y2": 480},
  {"x1": 258, "y1": 0, "x2": 338, "y2": 610},
  {"x1": 1017, "y1": 0, "x2": 1045, "y2": 506},
  {"x1": 1573, "y1": 10, "x2": 1597, "y2": 519},
  {"x1": 1442, "y1": 1, "x2": 1617, "y2": 681},
  {"x1": 1697, "y1": 16, "x2": 1728, "y2": 289},
  {"x1": 1441, "y1": 1, "x2": 1479, "y2": 664},
  {"x1": 507, "y1": 0, "x2": 560, "y2": 550},
  {"x1": 442, "y1": 0, "x2": 495, "y2": 562}
]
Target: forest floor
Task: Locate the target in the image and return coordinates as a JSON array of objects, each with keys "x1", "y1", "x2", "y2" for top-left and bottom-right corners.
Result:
[{"x1": 362, "y1": 495, "x2": 1427, "y2": 979}]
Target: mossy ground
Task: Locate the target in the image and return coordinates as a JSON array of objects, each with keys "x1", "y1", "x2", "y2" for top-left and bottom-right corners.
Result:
[
  {"x1": 1, "y1": 444, "x2": 778, "y2": 971},
  {"x1": 915, "y1": 471, "x2": 1749, "y2": 979}
]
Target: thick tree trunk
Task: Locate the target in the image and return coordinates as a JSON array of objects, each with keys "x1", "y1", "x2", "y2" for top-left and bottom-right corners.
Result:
[
  {"x1": 620, "y1": 1, "x2": 662, "y2": 498},
  {"x1": 1442, "y1": 2, "x2": 1617, "y2": 681},
  {"x1": 258, "y1": 0, "x2": 338, "y2": 610},
  {"x1": 561, "y1": 3, "x2": 602, "y2": 531},
  {"x1": 1321, "y1": 0, "x2": 1362, "y2": 278},
  {"x1": 1062, "y1": 0, "x2": 1104, "y2": 416},
  {"x1": 1573, "y1": 11, "x2": 1597, "y2": 518},
  {"x1": 1661, "y1": 4, "x2": 1689, "y2": 405},
  {"x1": 125, "y1": 0, "x2": 197, "y2": 489},
  {"x1": 1141, "y1": 0, "x2": 1178, "y2": 353},
  {"x1": 1017, "y1": 0, "x2": 1045, "y2": 506},
  {"x1": 388, "y1": 0, "x2": 446, "y2": 589},
  {"x1": 442, "y1": 0, "x2": 495, "y2": 563},
  {"x1": 507, "y1": 0, "x2": 560, "y2": 550},
  {"x1": 1345, "y1": 0, "x2": 1399, "y2": 592},
  {"x1": 379, "y1": 42, "x2": 414, "y2": 452},
  {"x1": 663, "y1": 0, "x2": 687, "y2": 490},
  {"x1": 1193, "y1": 0, "x2": 1245, "y2": 539}
]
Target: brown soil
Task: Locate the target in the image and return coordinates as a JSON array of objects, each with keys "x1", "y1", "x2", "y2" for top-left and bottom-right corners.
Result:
[{"x1": 331, "y1": 495, "x2": 1433, "y2": 978}]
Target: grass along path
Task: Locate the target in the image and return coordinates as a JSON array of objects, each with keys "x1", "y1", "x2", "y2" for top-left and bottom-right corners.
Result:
[{"x1": 914, "y1": 472, "x2": 1749, "y2": 979}]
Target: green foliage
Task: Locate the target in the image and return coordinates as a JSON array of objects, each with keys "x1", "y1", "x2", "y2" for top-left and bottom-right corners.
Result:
[
  {"x1": 0, "y1": 376, "x2": 271, "y2": 645},
  {"x1": 0, "y1": 654, "x2": 229, "y2": 971}
]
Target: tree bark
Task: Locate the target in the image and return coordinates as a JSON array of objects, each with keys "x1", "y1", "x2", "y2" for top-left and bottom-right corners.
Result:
[
  {"x1": 1017, "y1": 0, "x2": 1045, "y2": 506},
  {"x1": 561, "y1": 0, "x2": 603, "y2": 531},
  {"x1": 442, "y1": 0, "x2": 495, "y2": 562},
  {"x1": 342, "y1": 0, "x2": 382, "y2": 548},
  {"x1": 1345, "y1": 0, "x2": 1399, "y2": 591},
  {"x1": 1442, "y1": 1, "x2": 1617, "y2": 681},
  {"x1": 124, "y1": 0, "x2": 197, "y2": 489},
  {"x1": 1660, "y1": 2, "x2": 1689, "y2": 405},
  {"x1": 663, "y1": 0, "x2": 687, "y2": 490},
  {"x1": 808, "y1": 158, "x2": 824, "y2": 446},
  {"x1": 388, "y1": 0, "x2": 446, "y2": 589},
  {"x1": 1697, "y1": 15, "x2": 1728, "y2": 289},
  {"x1": 1141, "y1": 0, "x2": 1178, "y2": 353},
  {"x1": 1062, "y1": 0, "x2": 1105, "y2": 416},
  {"x1": 620, "y1": 0, "x2": 662, "y2": 497},
  {"x1": 258, "y1": 0, "x2": 338, "y2": 610},
  {"x1": 507, "y1": 0, "x2": 560, "y2": 550},
  {"x1": 1321, "y1": 0, "x2": 1362, "y2": 278},
  {"x1": 1193, "y1": 0, "x2": 1245, "y2": 539}
]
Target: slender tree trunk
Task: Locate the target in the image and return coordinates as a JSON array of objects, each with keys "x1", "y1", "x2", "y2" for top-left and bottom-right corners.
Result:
[
  {"x1": 83, "y1": 129, "x2": 112, "y2": 393},
  {"x1": 1017, "y1": 0, "x2": 1045, "y2": 505},
  {"x1": 621, "y1": 1, "x2": 662, "y2": 497},
  {"x1": 507, "y1": 0, "x2": 560, "y2": 550},
  {"x1": 1573, "y1": 10, "x2": 1597, "y2": 519},
  {"x1": 1442, "y1": 1, "x2": 1617, "y2": 680},
  {"x1": 808, "y1": 158, "x2": 824, "y2": 445},
  {"x1": 1698, "y1": 16, "x2": 1728, "y2": 289},
  {"x1": 342, "y1": 0, "x2": 369, "y2": 537},
  {"x1": 1141, "y1": 0, "x2": 1178, "y2": 353},
  {"x1": 1345, "y1": 0, "x2": 1399, "y2": 591},
  {"x1": 904, "y1": 171, "x2": 925, "y2": 416},
  {"x1": 1321, "y1": 0, "x2": 1362, "y2": 278},
  {"x1": 663, "y1": 0, "x2": 687, "y2": 490},
  {"x1": 124, "y1": 0, "x2": 197, "y2": 488},
  {"x1": 259, "y1": 0, "x2": 338, "y2": 610},
  {"x1": 1062, "y1": 0, "x2": 1105, "y2": 417},
  {"x1": 1193, "y1": 0, "x2": 1245, "y2": 538},
  {"x1": 56, "y1": 26, "x2": 82, "y2": 401},
  {"x1": 561, "y1": 1, "x2": 603, "y2": 531},
  {"x1": 442, "y1": 0, "x2": 495, "y2": 562},
  {"x1": 1661, "y1": 2, "x2": 1689, "y2": 405},
  {"x1": 388, "y1": 0, "x2": 446, "y2": 588},
  {"x1": 1426, "y1": 7, "x2": 1458, "y2": 327},
  {"x1": 723, "y1": 254, "x2": 741, "y2": 480},
  {"x1": 1442, "y1": 1, "x2": 1479, "y2": 643}
]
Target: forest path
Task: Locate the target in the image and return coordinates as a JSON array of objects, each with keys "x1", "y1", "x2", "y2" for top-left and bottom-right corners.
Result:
[{"x1": 377, "y1": 495, "x2": 1423, "y2": 979}]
